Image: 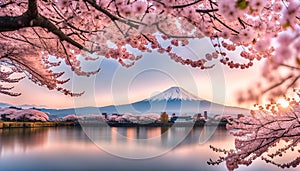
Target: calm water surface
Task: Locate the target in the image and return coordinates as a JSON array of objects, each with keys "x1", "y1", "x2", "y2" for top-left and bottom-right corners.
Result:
[{"x1": 0, "y1": 126, "x2": 298, "y2": 171}]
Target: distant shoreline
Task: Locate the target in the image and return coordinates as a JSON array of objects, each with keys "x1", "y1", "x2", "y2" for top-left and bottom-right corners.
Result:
[
  {"x1": 0, "y1": 121, "x2": 77, "y2": 129},
  {"x1": 0, "y1": 121, "x2": 227, "y2": 129}
]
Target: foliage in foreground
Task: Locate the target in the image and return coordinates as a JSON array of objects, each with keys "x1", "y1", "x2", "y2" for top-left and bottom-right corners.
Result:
[
  {"x1": 0, "y1": 0, "x2": 299, "y2": 101},
  {"x1": 209, "y1": 92, "x2": 300, "y2": 170}
]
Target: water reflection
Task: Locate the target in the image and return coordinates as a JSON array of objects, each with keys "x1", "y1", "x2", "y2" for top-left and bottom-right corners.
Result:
[
  {"x1": 109, "y1": 126, "x2": 229, "y2": 146},
  {"x1": 0, "y1": 126, "x2": 297, "y2": 171},
  {"x1": 80, "y1": 126, "x2": 231, "y2": 159},
  {"x1": 0, "y1": 126, "x2": 229, "y2": 159},
  {"x1": 0, "y1": 128, "x2": 49, "y2": 155}
]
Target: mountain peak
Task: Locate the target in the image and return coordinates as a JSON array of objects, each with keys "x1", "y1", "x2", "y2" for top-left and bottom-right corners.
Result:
[{"x1": 148, "y1": 87, "x2": 202, "y2": 101}]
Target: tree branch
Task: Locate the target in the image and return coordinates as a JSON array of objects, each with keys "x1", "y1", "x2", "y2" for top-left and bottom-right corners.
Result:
[
  {"x1": 0, "y1": 0, "x2": 13, "y2": 8},
  {"x1": 170, "y1": 0, "x2": 203, "y2": 8},
  {"x1": 280, "y1": 63, "x2": 300, "y2": 70},
  {"x1": 196, "y1": 9, "x2": 239, "y2": 34},
  {"x1": 261, "y1": 75, "x2": 293, "y2": 94},
  {"x1": 35, "y1": 14, "x2": 88, "y2": 51},
  {"x1": 195, "y1": 9, "x2": 218, "y2": 13},
  {"x1": 0, "y1": 14, "x2": 32, "y2": 32},
  {"x1": 84, "y1": 0, "x2": 139, "y2": 29},
  {"x1": 28, "y1": 0, "x2": 38, "y2": 18}
]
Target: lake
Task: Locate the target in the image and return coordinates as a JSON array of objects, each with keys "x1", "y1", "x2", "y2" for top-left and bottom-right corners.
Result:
[{"x1": 0, "y1": 126, "x2": 298, "y2": 171}]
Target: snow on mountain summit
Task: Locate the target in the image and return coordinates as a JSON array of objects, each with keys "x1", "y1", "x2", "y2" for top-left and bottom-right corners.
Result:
[{"x1": 148, "y1": 87, "x2": 202, "y2": 101}]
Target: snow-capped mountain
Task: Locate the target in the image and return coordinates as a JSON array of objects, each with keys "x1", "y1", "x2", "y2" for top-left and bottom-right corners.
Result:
[
  {"x1": 149, "y1": 87, "x2": 202, "y2": 101},
  {"x1": 76, "y1": 87, "x2": 248, "y2": 116},
  {"x1": 1, "y1": 87, "x2": 249, "y2": 116}
]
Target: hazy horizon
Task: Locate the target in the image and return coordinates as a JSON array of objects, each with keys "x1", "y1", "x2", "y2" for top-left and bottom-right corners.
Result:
[{"x1": 0, "y1": 86, "x2": 252, "y2": 112}]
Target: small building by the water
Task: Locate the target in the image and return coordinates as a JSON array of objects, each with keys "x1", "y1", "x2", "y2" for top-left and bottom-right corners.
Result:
[{"x1": 170, "y1": 115, "x2": 194, "y2": 123}]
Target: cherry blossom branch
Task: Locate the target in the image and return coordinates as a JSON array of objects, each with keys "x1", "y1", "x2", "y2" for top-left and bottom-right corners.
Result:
[
  {"x1": 280, "y1": 63, "x2": 300, "y2": 70},
  {"x1": 27, "y1": 0, "x2": 38, "y2": 18},
  {"x1": 36, "y1": 15, "x2": 88, "y2": 51},
  {"x1": 196, "y1": 10, "x2": 239, "y2": 34},
  {"x1": 0, "y1": 0, "x2": 300, "y2": 99},
  {"x1": 156, "y1": 23, "x2": 195, "y2": 39},
  {"x1": 195, "y1": 9, "x2": 218, "y2": 13},
  {"x1": 261, "y1": 74, "x2": 294, "y2": 94},
  {"x1": 209, "y1": 95, "x2": 300, "y2": 170},
  {"x1": 0, "y1": 0, "x2": 13, "y2": 8},
  {"x1": 169, "y1": 0, "x2": 203, "y2": 8},
  {"x1": 0, "y1": 33, "x2": 41, "y2": 48},
  {"x1": 50, "y1": 4, "x2": 102, "y2": 34},
  {"x1": 84, "y1": 0, "x2": 139, "y2": 29},
  {"x1": 0, "y1": 2, "x2": 87, "y2": 53}
]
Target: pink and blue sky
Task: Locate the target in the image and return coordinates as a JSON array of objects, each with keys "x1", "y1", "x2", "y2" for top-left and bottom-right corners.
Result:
[{"x1": 0, "y1": 39, "x2": 263, "y2": 109}]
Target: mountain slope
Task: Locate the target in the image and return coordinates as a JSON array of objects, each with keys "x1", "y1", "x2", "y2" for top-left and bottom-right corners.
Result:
[
  {"x1": 0, "y1": 103, "x2": 11, "y2": 108},
  {"x1": 149, "y1": 87, "x2": 202, "y2": 101},
  {"x1": 98, "y1": 87, "x2": 249, "y2": 115},
  {"x1": 0, "y1": 87, "x2": 249, "y2": 116}
]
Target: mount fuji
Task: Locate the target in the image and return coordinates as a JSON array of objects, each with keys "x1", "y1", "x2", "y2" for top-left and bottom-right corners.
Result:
[
  {"x1": 36, "y1": 86, "x2": 249, "y2": 117},
  {"x1": 148, "y1": 87, "x2": 202, "y2": 101}
]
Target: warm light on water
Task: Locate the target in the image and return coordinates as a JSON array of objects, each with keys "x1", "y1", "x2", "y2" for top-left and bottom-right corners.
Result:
[{"x1": 0, "y1": 127, "x2": 298, "y2": 171}]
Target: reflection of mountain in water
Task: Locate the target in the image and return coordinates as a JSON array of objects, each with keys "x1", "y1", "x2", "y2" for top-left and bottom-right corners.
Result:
[
  {"x1": 82, "y1": 126, "x2": 230, "y2": 149},
  {"x1": 0, "y1": 126, "x2": 234, "y2": 167},
  {"x1": 0, "y1": 127, "x2": 228, "y2": 152}
]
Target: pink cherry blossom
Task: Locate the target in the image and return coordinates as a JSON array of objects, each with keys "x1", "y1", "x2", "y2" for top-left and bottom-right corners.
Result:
[
  {"x1": 209, "y1": 93, "x2": 300, "y2": 170},
  {"x1": 0, "y1": 0, "x2": 299, "y2": 119},
  {"x1": 132, "y1": 1, "x2": 147, "y2": 14},
  {"x1": 0, "y1": 108, "x2": 49, "y2": 121}
]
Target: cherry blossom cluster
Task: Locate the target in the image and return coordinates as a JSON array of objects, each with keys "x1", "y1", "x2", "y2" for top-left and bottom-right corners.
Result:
[
  {"x1": 0, "y1": 108, "x2": 49, "y2": 121},
  {"x1": 61, "y1": 113, "x2": 109, "y2": 122},
  {"x1": 0, "y1": 65, "x2": 24, "y2": 96},
  {"x1": 108, "y1": 113, "x2": 160, "y2": 124},
  {"x1": 238, "y1": 58, "x2": 300, "y2": 104},
  {"x1": 61, "y1": 113, "x2": 160, "y2": 124},
  {"x1": 209, "y1": 93, "x2": 300, "y2": 170},
  {"x1": 0, "y1": 0, "x2": 299, "y2": 97}
]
